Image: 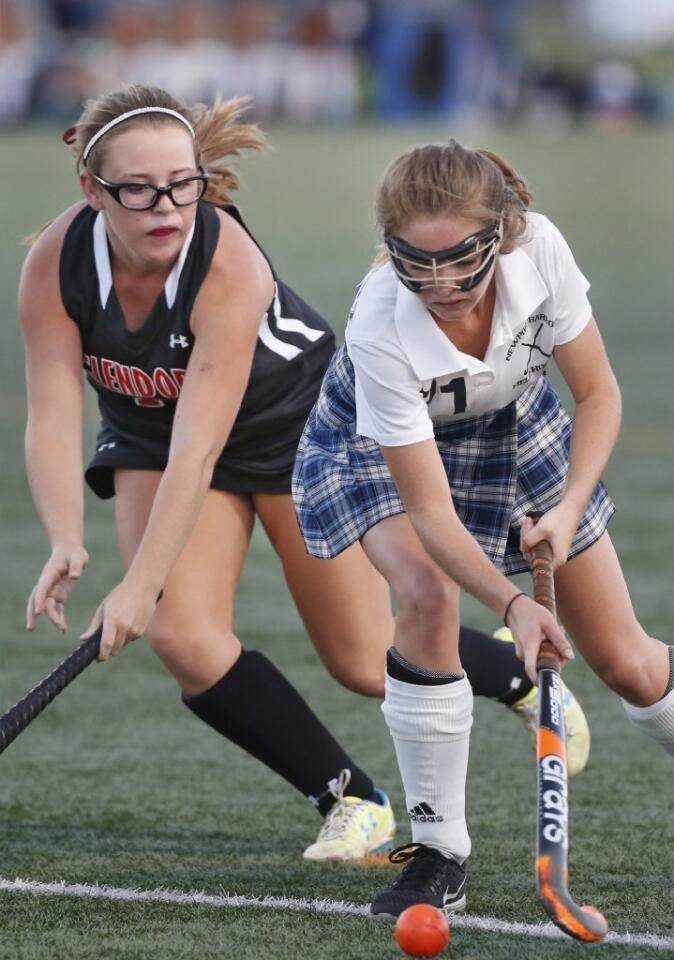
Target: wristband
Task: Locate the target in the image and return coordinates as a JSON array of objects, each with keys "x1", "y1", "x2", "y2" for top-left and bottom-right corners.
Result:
[{"x1": 503, "y1": 591, "x2": 527, "y2": 626}]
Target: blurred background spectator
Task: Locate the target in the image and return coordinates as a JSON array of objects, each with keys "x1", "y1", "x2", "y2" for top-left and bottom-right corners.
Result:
[
  {"x1": 0, "y1": 0, "x2": 39, "y2": 123},
  {"x1": 1, "y1": 0, "x2": 674, "y2": 126}
]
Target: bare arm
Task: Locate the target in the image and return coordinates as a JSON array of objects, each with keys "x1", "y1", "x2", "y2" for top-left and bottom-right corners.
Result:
[
  {"x1": 88, "y1": 212, "x2": 272, "y2": 658},
  {"x1": 521, "y1": 318, "x2": 621, "y2": 565},
  {"x1": 19, "y1": 208, "x2": 89, "y2": 632},
  {"x1": 381, "y1": 440, "x2": 573, "y2": 682}
]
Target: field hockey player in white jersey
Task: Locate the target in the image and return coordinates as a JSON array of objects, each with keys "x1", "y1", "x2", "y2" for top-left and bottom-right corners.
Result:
[
  {"x1": 293, "y1": 139, "x2": 674, "y2": 915},
  {"x1": 17, "y1": 86, "x2": 591, "y2": 864}
]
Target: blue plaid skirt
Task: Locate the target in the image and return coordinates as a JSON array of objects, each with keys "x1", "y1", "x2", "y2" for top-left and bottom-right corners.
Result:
[{"x1": 292, "y1": 345, "x2": 615, "y2": 572}]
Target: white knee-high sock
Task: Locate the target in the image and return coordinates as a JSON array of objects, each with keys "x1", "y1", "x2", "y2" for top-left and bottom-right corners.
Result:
[
  {"x1": 382, "y1": 673, "x2": 473, "y2": 861},
  {"x1": 622, "y1": 689, "x2": 674, "y2": 756},
  {"x1": 622, "y1": 646, "x2": 674, "y2": 757}
]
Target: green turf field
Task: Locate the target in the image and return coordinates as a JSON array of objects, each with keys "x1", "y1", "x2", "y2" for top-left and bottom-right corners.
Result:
[{"x1": 0, "y1": 122, "x2": 672, "y2": 959}]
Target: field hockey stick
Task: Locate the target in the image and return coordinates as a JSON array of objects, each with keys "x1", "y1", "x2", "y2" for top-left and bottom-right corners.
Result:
[
  {"x1": 0, "y1": 625, "x2": 102, "y2": 756},
  {"x1": 531, "y1": 540, "x2": 608, "y2": 942}
]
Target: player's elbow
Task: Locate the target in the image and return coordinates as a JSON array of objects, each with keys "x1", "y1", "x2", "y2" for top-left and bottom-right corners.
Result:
[
  {"x1": 601, "y1": 372, "x2": 622, "y2": 435},
  {"x1": 165, "y1": 437, "x2": 222, "y2": 486},
  {"x1": 576, "y1": 368, "x2": 622, "y2": 427}
]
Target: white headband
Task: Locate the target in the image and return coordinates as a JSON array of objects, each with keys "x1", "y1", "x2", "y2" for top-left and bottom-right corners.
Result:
[{"x1": 82, "y1": 107, "x2": 195, "y2": 164}]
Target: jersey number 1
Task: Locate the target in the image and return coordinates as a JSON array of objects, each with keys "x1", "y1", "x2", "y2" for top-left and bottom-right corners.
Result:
[{"x1": 440, "y1": 377, "x2": 467, "y2": 414}]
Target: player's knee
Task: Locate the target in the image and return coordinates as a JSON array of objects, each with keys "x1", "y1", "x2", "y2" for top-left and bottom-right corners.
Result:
[
  {"x1": 146, "y1": 616, "x2": 235, "y2": 669},
  {"x1": 328, "y1": 662, "x2": 385, "y2": 698},
  {"x1": 396, "y1": 561, "x2": 458, "y2": 633},
  {"x1": 596, "y1": 650, "x2": 656, "y2": 703},
  {"x1": 146, "y1": 619, "x2": 179, "y2": 659},
  {"x1": 147, "y1": 618, "x2": 241, "y2": 695},
  {"x1": 145, "y1": 610, "x2": 194, "y2": 662}
]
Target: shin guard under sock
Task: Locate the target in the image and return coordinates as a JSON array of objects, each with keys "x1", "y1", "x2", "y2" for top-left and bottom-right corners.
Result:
[
  {"x1": 382, "y1": 649, "x2": 473, "y2": 861},
  {"x1": 183, "y1": 649, "x2": 375, "y2": 813}
]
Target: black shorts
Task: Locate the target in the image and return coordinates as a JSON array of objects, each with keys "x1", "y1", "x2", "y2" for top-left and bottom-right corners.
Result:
[{"x1": 86, "y1": 421, "x2": 303, "y2": 499}]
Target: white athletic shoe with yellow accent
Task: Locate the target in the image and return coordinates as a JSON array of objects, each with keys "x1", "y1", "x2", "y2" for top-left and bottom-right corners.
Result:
[
  {"x1": 303, "y1": 769, "x2": 396, "y2": 861},
  {"x1": 494, "y1": 628, "x2": 591, "y2": 778}
]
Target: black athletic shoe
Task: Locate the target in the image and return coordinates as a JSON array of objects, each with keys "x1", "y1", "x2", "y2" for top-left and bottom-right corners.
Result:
[{"x1": 370, "y1": 843, "x2": 467, "y2": 919}]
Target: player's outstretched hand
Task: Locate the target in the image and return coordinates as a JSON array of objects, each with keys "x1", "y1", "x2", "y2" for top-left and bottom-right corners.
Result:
[
  {"x1": 26, "y1": 545, "x2": 89, "y2": 634},
  {"x1": 81, "y1": 579, "x2": 162, "y2": 662},
  {"x1": 506, "y1": 594, "x2": 573, "y2": 685}
]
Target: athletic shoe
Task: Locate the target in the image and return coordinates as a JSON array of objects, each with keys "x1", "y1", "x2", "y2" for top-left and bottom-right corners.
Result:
[
  {"x1": 303, "y1": 769, "x2": 396, "y2": 861},
  {"x1": 370, "y1": 843, "x2": 467, "y2": 919},
  {"x1": 494, "y1": 627, "x2": 591, "y2": 778}
]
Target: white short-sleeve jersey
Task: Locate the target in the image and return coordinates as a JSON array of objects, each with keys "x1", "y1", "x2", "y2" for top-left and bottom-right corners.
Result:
[{"x1": 346, "y1": 212, "x2": 592, "y2": 446}]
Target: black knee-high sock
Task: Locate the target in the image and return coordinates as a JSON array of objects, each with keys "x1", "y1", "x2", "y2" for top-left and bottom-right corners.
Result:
[
  {"x1": 458, "y1": 626, "x2": 533, "y2": 706},
  {"x1": 183, "y1": 649, "x2": 376, "y2": 815}
]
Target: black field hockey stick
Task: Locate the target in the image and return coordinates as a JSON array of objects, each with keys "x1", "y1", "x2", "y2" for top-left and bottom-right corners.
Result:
[
  {"x1": 531, "y1": 540, "x2": 608, "y2": 942},
  {"x1": 0, "y1": 625, "x2": 102, "y2": 756}
]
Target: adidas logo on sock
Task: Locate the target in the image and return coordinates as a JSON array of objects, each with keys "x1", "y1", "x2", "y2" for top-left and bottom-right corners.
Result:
[{"x1": 408, "y1": 802, "x2": 444, "y2": 822}]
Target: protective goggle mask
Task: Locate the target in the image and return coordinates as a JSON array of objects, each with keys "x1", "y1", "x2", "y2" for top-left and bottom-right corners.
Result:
[{"x1": 384, "y1": 218, "x2": 503, "y2": 293}]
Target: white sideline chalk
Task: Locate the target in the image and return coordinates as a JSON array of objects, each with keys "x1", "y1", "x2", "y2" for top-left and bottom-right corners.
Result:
[{"x1": 1, "y1": 876, "x2": 673, "y2": 951}]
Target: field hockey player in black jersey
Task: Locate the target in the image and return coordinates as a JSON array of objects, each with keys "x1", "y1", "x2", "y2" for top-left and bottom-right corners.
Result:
[{"x1": 19, "y1": 84, "x2": 590, "y2": 861}]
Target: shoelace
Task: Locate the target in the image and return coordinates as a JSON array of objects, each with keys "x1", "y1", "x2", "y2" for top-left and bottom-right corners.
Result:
[
  {"x1": 318, "y1": 799, "x2": 363, "y2": 840},
  {"x1": 327, "y1": 768, "x2": 351, "y2": 802},
  {"x1": 316, "y1": 769, "x2": 359, "y2": 840},
  {"x1": 308, "y1": 767, "x2": 352, "y2": 810},
  {"x1": 387, "y1": 843, "x2": 450, "y2": 890}
]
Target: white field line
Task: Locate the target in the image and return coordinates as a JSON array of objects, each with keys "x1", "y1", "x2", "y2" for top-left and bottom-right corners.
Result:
[{"x1": 1, "y1": 877, "x2": 673, "y2": 951}]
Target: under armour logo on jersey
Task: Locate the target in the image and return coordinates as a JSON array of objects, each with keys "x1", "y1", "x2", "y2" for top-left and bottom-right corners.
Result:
[{"x1": 169, "y1": 334, "x2": 190, "y2": 349}]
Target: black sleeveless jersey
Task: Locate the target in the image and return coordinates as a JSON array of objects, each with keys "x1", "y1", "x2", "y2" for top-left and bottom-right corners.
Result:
[{"x1": 59, "y1": 202, "x2": 336, "y2": 470}]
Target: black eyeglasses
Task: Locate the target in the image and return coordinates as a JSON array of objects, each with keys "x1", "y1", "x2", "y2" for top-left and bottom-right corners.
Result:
[{"x1": 92, "y1": 168, "x2": 209, "y2": 210}]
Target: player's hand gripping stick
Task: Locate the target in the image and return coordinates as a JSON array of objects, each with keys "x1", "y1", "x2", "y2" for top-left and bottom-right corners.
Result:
[{"x1": 532, "y1": 541, "x2": 608, "y2": 942}]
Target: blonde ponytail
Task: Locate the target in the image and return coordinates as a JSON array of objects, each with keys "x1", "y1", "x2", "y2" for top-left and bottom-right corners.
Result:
[{"x1": 190, "y1": 96, "x2": 267, "y2": 207}]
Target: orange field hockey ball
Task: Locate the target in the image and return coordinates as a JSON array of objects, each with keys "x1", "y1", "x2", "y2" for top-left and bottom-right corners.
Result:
[{"x1": 394, "y1": 903, "x2": 451, "y2": 957}]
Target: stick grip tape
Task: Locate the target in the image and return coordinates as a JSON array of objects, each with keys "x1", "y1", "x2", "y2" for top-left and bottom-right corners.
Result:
[
  {"x1": 0, "y1": 626, "x2": 101, "y2": 755},
  {"x1": 531, "y1": 541, "x2": 561, "y2": 672}
]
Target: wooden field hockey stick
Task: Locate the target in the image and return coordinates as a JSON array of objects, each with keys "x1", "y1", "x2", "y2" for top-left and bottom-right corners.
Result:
[
  {"x1": 0, "y1": 626, "x2": 102, "y2": 756},
  {"x1": 531, "y1": 540, "x2": 608, "y2": 942}
]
